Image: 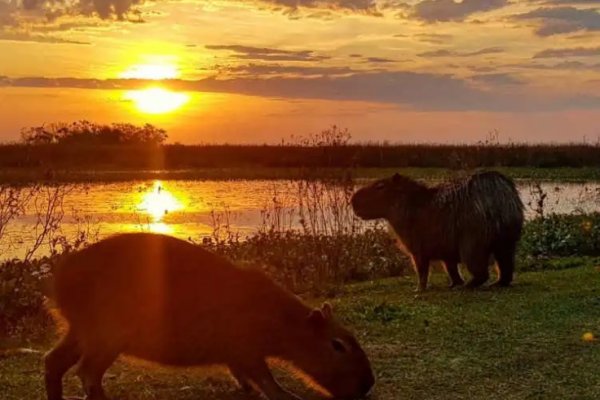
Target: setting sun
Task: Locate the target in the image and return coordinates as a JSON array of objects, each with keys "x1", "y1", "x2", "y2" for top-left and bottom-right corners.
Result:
[{"x1": 124, "y1": 87, "x2": 190, "y2": 115}]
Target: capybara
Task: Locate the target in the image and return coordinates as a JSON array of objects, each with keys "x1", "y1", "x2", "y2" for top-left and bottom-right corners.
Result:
[
  {"x1": 351, "y1": 171, "x2": 524, "y2": 291},
  {"x1": 45, "y1": 233, "x2": 374, "y2": 400}
]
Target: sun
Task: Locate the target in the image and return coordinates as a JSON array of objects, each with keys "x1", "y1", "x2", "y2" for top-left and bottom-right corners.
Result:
[
  {"x1": 139, "y1": 181, "x2": 183, "y2": 222},
  {"x1": 124, "y1": 87, "x2": 190, "y2": 114}
]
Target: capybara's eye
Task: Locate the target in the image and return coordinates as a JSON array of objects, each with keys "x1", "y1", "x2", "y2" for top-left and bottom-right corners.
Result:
[
  {"x1": 374, "y1": 182, "x2": 386, "y2": 190},
  {"x1": 331, "y1": 338, "x2": 347, "y2": 353}
]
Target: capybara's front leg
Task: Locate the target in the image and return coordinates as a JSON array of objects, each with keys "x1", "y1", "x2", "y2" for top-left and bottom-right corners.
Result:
[
  {"x1": 413, "y1": 257, "x2": 431, "y2": 292},
  {"x1": 44, "y1": 331, "x2": 81, "y2": 400},
  {"x1": 241, "y1": 361, "x2": 303, "y2": 400},
  {"x1": 76, "y1": 350, "x2": 119, "y2": 400}
]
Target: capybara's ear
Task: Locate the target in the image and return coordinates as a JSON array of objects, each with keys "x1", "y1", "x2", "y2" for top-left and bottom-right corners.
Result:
[
  {"x1": 321, "y1": 302, "x2": 333, "y2": 319},
  {"x1": 392, "y1": 173, "x2": 402, "y2": 184},
  {"x1": 308, "y1": 308, "x2": 326, "y2": 327}
]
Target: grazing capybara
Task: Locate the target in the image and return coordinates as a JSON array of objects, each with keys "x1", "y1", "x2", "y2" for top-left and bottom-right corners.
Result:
[
  {"x1": 45, "y1": 233, "x2": 374, "y2": 400},
  {"x1": 351, "y1": 171, "x2": 524, "y2": 291}
]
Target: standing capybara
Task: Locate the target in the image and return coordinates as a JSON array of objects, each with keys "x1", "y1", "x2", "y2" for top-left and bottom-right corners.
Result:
[
  {"x1": 45, "y1": 233, "x2": 374, "y2": 400},
  {"x1": 351, "y1": 171, "x2": 524, "y2": 291}
]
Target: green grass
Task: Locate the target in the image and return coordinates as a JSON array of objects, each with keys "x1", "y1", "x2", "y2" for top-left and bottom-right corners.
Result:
[
  {"x1": 1, "y1": 265, "x2": 599, "y2": 400},
  {"x1": 2, "y1": 166, "x2": 600, "y2": 184}
]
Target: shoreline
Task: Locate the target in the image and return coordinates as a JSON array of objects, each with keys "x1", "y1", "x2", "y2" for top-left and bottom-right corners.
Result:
[{"x1": 2, "y1": 166, "x2": 600, "y2": 184}]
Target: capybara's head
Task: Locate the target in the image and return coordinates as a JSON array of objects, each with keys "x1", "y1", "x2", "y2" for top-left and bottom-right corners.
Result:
[
  {"x1": 352, "y1": 173, "x2": 419, "y2": 220},
  {"x1": 289, "y1": 303, "x2": 374, "y2": 399}
]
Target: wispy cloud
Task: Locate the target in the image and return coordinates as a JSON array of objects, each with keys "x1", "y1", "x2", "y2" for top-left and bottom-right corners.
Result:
[
  {"x1": 471, "y1": 73, "x2": 525, "y2": 86},
  {"x1": 413, "y1": 0, "x2": 508, "y2": 22},
  {"x1": 0, "y1": 30, "x2": 90, "y2": 44},
  {"x1": 214, "y1": 63, "x2": 356, "y2": 77},
  {"x1": 3, "y1": 71, "x2": 599, "y2": 112},
  {"x1": 364, "y1": 56, "x2": 397, "y2": 63},
  {"x1": 533, "y1": 46, "x2": 600, "y2": 58},
  {"x1": 513, "y1": 6, "x2": 600, "y2": 36},
  {"x1": 258, "y1": 0, "x2": 379, "y2": 13},
  {"x1": 205, "y1": 44, "x2": 330, "y2": 62},
  {"x1": 419, "y1": 47, "x2": 504, "y2": 57},
  {"x1": 415, "y1": 33, "x2": 454, "y2": 44}
]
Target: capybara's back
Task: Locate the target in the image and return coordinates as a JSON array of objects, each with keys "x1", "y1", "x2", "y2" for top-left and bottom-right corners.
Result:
[{"x1": 46, "y1": 233, "x2": 374, "y2": 400}]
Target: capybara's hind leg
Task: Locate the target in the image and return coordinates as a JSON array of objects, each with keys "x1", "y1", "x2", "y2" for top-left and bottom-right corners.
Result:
[
  {"x1": 464, "y1": 252, "x2": 490, "y2": 289},
  {"x1": 493, "y1": 242, "x2": 517, "y2": 287},
  {"x1": 45, "y1": 331, "x2": 81, "y2": 400},
  {"x1": 413, "y1": 257, "x2": 431, "y2": 292},
  {"x1": 237, "y1": 360, "x2": 302, "y2": 400},
  {"x1": 76, "y1": 351, "x2": 119, "y2": 400},
  {"x1": 443, "y1": 260, "x2": 464, "y2": 288}
]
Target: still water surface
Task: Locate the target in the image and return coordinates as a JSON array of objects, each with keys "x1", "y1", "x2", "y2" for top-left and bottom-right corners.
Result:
[{"x1": 1, "y1": 180, "x2": 599, "y2": 260}]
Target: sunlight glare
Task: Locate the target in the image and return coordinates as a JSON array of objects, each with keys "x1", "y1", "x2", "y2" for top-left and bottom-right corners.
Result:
[
  {"x1": 121, "y1": 64, "x2": 179, "y2": 80},
  {"x1": 124, "y1": 87, "x2": 190, "y2": 114},
  {"x1": 139, "y1": 181, "x2": 183, "y2": 222}
]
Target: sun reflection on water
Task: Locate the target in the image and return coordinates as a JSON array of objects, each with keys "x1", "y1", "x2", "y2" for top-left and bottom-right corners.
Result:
[{"x1": 138, "y1": 181, "x2": 183, "y2": 226}]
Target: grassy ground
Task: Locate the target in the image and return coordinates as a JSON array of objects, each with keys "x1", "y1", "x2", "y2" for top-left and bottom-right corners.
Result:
[
  {"x1": 1, "y1": 266, "x2": 599, "y2": 400},
  {"x1": 2, "y1": 166, "x2": 600, "y2": 183}
]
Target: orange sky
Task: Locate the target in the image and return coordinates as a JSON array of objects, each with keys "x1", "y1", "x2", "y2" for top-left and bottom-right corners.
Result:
[{"x1": 1, "y1": 0, "x2": 600, "y2": 143}]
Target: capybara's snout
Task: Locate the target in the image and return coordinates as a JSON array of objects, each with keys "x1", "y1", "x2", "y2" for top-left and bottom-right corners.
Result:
[
  {"x1": 364, "y1": 371, "x2": 376, "y2": 395},
  {"x1": 357, "y1": 370, "x2": 376, "y2": 398}
]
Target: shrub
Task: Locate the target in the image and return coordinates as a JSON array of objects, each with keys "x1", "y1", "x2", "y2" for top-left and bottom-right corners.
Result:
[
  {"x1": 519, "y1": 213, "x2": 600, "y2": 258},
  {"x1": 0, "y1": 258, "x2": 53, "y2": 336},
  {"x1": 202, "y1": 227, "x2": 410, "y2": 295},
  {"x1": 21, "y1": 121, "x2": 167, "y2": 146}
]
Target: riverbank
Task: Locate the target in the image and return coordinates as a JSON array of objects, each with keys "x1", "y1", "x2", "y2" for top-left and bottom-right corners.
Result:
[{"x1": 2, "y1": 166, "x2": 600, "y2": 184}]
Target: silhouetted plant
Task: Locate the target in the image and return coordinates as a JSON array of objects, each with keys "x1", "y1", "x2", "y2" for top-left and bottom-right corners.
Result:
[{"x1": 21, "y1": 121, "x2": 167, "y2": 146}]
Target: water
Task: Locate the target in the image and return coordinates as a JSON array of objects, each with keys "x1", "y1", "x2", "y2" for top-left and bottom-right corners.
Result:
[{"x1": 1, "y1": 179, "x2": 599, "y2": 260}]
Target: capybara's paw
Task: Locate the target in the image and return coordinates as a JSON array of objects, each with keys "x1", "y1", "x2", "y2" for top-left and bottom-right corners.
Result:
[
  {"x1": 464, "y1": 279, "x2": 486, "y2": 289},
  {"x1": 490, "y1": 280, "x2": 511, "y2": 288},
  {"x1": 449, "y1": 280, "x2": 464, "y2": 289}
]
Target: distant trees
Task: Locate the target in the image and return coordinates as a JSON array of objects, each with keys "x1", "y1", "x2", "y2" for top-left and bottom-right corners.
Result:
[{"x1": 21, "y1": 121, "x2": 167, "y2": 145}]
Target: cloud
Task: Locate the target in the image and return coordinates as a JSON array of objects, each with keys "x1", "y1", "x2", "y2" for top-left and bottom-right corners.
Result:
[
  {"x1": 216, "y1": 63, "x2": 356, "y2": 77},
  {"x1": 0, "y1": 0, "x2": 147, "y2": 28},
  {"x1": 4, "y1": 70, "x2": 599, "y2": 112},
  {"x1": 415, "y1": 33, "x2": 453, "y2": 44},
  {"x1": 258, "y1": 0, "x2": 378, "y2": 13},
  {"x1": 536, "y1": 0, "x2": 599, "y2": 5},
  {"x1": 205, "y1": 44, "x2": 330, "y2": 62},
  {"x1": 413, "y1": 0, "x2": 508, "y2": 22},
  {"x1": 504, "y1": 59, "x2": 600, "y2": 71},
  {"x1": 533, "y1": 46, "x2": 600, "y2": 58},
  {"x1": 364, "y1": 56, "x2": 397, "y2": 63},
  {"x1": 0, "y1": 30, "x2": 90, "y2": 44},
  {"x1": 514, "y1": 6, "x2": 600, "y2": 36},
  {"x1": 53, "y1": 0, "x2": 139, "y2": 18},
  {"x1": 471, "y1": 73, "x2": 525, "y2": 86},
  {"x1": 418, "y1": 46, "x2": 504, "y2": 57}
]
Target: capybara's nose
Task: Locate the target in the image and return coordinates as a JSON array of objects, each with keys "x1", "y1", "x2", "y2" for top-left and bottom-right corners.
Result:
[{"x1": 360, "y1": 373, "x2": 375, "y2": 397}]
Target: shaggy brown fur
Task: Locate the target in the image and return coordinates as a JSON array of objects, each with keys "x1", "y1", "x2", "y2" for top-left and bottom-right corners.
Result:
[
  {"x1": 351, "y1": 171, "x2": 524, "y2": 291},
  {"x1": 44, "y1": 233, "x2": 374, "y2": 400}
]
